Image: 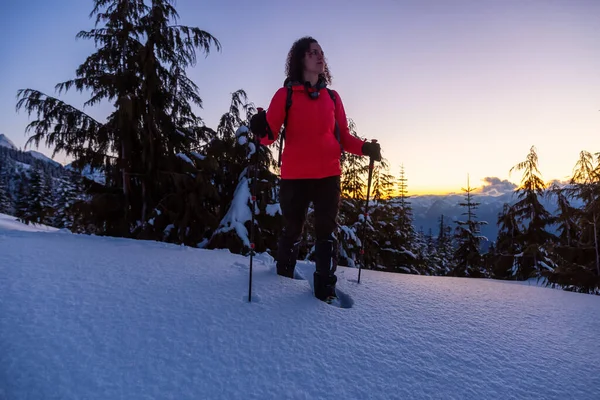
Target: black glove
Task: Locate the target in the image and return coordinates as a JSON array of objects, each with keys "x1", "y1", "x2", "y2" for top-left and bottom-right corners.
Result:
[
  {"x1": 249, "y1": 109, "x2": 273, "y2": 140},
  {"x1": 362, "y1": 141, "x2": 381, "y2": 161}
]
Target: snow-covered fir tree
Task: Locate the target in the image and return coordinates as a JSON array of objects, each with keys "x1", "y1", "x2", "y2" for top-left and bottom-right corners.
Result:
[
  {"x1": 545, "y1": 150, "x2": 600, "y2": 293},
  {"x1": 570, "y1": 151, "x2": 600, "y2": 278},
  {"x1": 493, "y1": 203, "x2": 523, "y2": 278},
  {"x1": 207, "y1": 91, "x2": 278, "y2": 255},
  {"x1": 435, "y1": 214, "x2": 455, "y2": 275},
  {"x1": 422, "y1": 228, "x2": 439, "y2": 275},
  {"x1": 548, "y1": 182, "x2": 580, "y2": 248},
  {"x1": 452, "y1": 175, "x2": 488, "y2": 277},
  {"x1": 0, "y1": 164, "x2": 12, "y2": 214},
  {"x1": 52, "y1": 172, "x2": 85, "y2": 230},
  {"x1": 14, "y1": 172, "x2": 29, "y2": 223},
  {"x1": 359, "y1": 160, "x2": 413, "y2": 271},
  {"x1": 337, "y1": 119, "x2": 369, "y2": 268},
  {"x1": 15, "y1": 166, "x2": 53, "y2": 225},
  {"x1": 395, "y1": 164, "x2": 415, "y2": 242},
  {"x1": 504, "y1": 146, "x2": 556, "y2": 280},
  {"x1": 16, "y1": 0, "x2": 222, "y2": 238},
  {"x1": 411, "y1": 227, "x2": 429, "y2": 274},
  {"x1": 370, "y1": 160, "x2": 395, "y2": 204},
  {"x1": 389, "y1": 164, "x2": 418, "y2": 272},
  {"x1": 341, "y1": 119, "x2": 366, "y2": 201}
]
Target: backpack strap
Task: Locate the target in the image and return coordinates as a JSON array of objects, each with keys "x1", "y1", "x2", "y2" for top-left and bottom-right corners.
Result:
[
  {"x1": 327, "y1": 89, "x2": 345, "y2": 160},
  {"x1": 277, "y1": 84, "x2": 294, "y2": 167}
]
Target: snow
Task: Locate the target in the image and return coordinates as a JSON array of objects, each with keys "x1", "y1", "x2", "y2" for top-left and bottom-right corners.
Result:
[
  {"x1": 1, "y1": 213, "x2": 599, "y2": 400},
  {"x1": 26, "y1": 150, "x2": 62, "y2": 167},
  {"x1": 176, "y1": 153, "x2": 194, "y2": 166},
  {"x1": 65, "y1": 163, "x2": 105, "y2": 185},
  {"x1": 190, "y1": 151, "x2": 206, "y2": 161},
  {"x1": 212, "y1": 176, "x2": 252, "y2": 247},
  {"x1": 0, "y1": 133, "x2": 17, "y2": 150},
  {"x1": 539, "y1": 260, "x2": 555, "y2": 271},
  {"x1": 381, "y1": 248, "x2": 417, "y2": 259},
  {"x1": 163, "y1": 224, "x2": 174, "y2": 236},
  {"x1": 0, "y1": 213, "x2": 59, "y2": 233},
  {"x1": 15, "y1": 161, "x2": 31, "y2": 171},
  {"x1": 235, "y1": 125, "x2": 249, "y2": 137},
  {"x1": 340, "y1": 224, "x2": 360, "y2": 244},
  {"x1": 265, "y1": 203, "x2": 281, "y2": 216},
  {"x1": 404, "y1": 249, "x2": 418, "y2": 258},
  {"x1": 247, "y1": 141, "x2": 257, "y2": 158}
]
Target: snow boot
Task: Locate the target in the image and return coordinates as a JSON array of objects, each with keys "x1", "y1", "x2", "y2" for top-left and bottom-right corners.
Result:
[
  {"x1": 276, "y1": 238, "x2": 301, "y2": 279},
  {"x1": 313, "y1": 239, "x2": 338, "y2": 302}
]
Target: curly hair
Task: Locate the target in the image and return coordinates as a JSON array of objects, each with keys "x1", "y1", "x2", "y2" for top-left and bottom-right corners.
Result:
[{"x1": 284, "y1": 36, "x2": 332, "y2": 85}]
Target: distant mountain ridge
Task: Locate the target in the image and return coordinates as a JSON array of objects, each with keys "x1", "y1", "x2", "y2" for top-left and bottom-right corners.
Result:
[
  {"x1": 0, "y1": 133, "x2": 104, "y2": 183},
  {"x1": 27, "y1": 150, "x2": 62, "y2": 167},
  {"x1": 0, "y1": 134, "x2": 18, "y2": 150},
  {"x1": 0, "y1": 133, "x2": 63, "y2": 168}
]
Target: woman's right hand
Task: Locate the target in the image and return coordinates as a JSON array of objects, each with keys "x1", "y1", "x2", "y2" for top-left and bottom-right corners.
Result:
[{"x1": 249, "y1": 109, "x2": 269, "y2": 139}]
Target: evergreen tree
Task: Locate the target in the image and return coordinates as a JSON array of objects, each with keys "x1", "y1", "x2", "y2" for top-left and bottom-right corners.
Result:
[
  {"x1": 452, "y1": 175, "x2": 487, "y2": 277},
  {"x1": 354, "y1": 163, "x2": 419, "y2": 274},
  {"x1": 546, "y1": 151, "x2": 600, "y2": 293},
  {"x1": 411, "y1": 227, "x2": 428, "y2": 274},
  {"x1": 435, "y1": 214, "x2": 454, "y2": 275},
  {"x1": 53, "y1": 173, "x2": 84, "y2": 229},
  {"x1": 0, "y1": 164, "x2": 12, "y2": 214},
  {"x1": 493, "y1": 203, "x2": 523, "y2": 279},
  {"x1": 506, "y1": 146, "x2": 556, "y2": 279},
  {"x1": 16, "y1": 0, "x2": 221, "y2": 238},
  {"x1": 422, "y1": 228, "x2": 437, "y2": 275},
  {"x1": 17, "y1": 166, "x2": 54, "y2": 225},
  {"x1": 338, "y1": 118, "x2": 369, "y2": 267},
  {"x1": 369, "y1": 159, "x2": 394, "y2": 204},
  {"x1": 397, "y1": 164, "x2": 409, "y2": 205},
  {"x1": 341, "y1": 119, "x2": 366, "y2": 200},
  {"x1": 548, "y1": 182, "x2": 580, "y2": 248},
  {"x1": 395, "y1": 164, "x2": 416, "y2": 248},
  {"x1": 570, "y1": 151, "x2": 600, "y2": 277},
  {"x1": 207, "y1": 92, "x2": 278, "y2": 254},
  {"x1": 15, "y1": 173, "x2": 30, "y2": 223}
]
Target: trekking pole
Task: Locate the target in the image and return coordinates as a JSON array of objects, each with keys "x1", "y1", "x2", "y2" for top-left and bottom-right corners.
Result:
[
  {"x1": 358, "y1": 139, "x2": 377, "y2": 284},
  {"x1": 248, "y1": 108, "x2": 275, "y2": 301},
  {"x1": 248, "y1": 136, "x2": 258, "y2": 302},
  {"x1": 247, "y1": 110, "x2": 262, "y2": 302}
]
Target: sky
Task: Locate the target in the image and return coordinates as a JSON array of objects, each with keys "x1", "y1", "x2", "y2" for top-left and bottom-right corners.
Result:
[{"x1": 1, "y1": 0, "x2": 599, "y2": 195}]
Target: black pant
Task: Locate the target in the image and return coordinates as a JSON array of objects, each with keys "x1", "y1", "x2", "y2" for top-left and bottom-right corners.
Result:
[
  {"x1": 279, "y1": 175, "x2": 341, "y2": 243},
  {"x1": 276, "y1": 175, "x2": 341, "y2": 293}
]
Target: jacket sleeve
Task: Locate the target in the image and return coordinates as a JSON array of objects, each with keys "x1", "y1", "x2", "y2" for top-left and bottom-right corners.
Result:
[
  {"x1": 259, "y1": 87, "x2": 288, "y2": 146},
  {"x1": 333, "y1": 90, "x2": 366, "y2": 156}
]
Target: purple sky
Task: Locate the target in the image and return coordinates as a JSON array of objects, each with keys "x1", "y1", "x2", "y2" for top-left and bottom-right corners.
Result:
[{"x1": 1, "y1": 0, "x2": 599, "y2": 194}]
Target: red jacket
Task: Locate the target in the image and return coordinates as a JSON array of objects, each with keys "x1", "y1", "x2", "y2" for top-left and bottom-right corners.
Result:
[{"x1": 260, "y1": 84, "x2": 366, "y2": 179}]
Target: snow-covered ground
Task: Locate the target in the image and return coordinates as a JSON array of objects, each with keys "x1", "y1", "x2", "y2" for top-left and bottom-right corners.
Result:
[{"x1": 1, "y1": 213, "x2": 598, "y2": 400}]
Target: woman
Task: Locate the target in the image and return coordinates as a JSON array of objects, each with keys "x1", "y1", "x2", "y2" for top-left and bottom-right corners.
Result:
[{"x1": 250, "y1": 36, "x2": 381, "y2": 303}]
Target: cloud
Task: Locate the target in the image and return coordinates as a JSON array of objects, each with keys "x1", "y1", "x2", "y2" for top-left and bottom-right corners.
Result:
[{"x1": 475, "y1": 177, "x2": 517, "y2": 197}]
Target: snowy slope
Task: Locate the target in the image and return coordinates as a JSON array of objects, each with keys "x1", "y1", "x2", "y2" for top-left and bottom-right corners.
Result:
[
  {"x1": 0, "y1": 213, "x2": 59, "y2": 233},
  {"x1": 0, "y1": 133, "x2": 17, "y2": 150},
  {"x1": 25, "y1": 150, "x2": 62, "y2": 167},
  {"x1": 0, "y1": 213, "x2": 599, "y2": 400}
]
